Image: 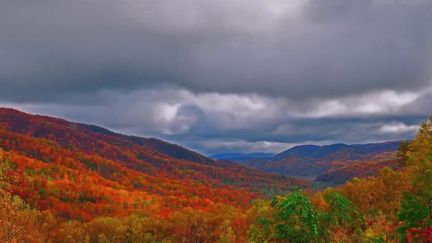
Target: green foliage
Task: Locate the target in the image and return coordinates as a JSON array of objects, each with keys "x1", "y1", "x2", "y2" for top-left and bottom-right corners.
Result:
[
  {"x1": 323, "y1": 191, "x2": 356, "y2": 225},
  {"x1": 317, "y1": 190, "x2": 361, "y2": 241},
  {"x1": 249, "y1": 190, "x2": 362, "y2": 242},
  {"x1": 271, "y1": 191, "x2": 318, "y2": 242},
  {"x1": 399, "y1": 192, "x2": 428, "y2": 224},
  {"x1": 398, "y1": 192, "x2": 429, "y2": 239}
]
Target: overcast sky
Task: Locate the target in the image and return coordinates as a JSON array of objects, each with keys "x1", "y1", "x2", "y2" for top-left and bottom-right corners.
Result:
[{"x1": 1, "y1": 0, "x2": 431, "y2": 154}]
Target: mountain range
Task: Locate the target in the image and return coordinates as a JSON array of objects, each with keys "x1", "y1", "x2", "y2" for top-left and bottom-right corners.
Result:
[{"x1": 213, "y1": 141, "x2": 400, "y2": 185}]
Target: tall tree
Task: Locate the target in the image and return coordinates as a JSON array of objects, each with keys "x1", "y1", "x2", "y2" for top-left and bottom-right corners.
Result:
[{"x1": 271, "y1": 191, "x2": 318, "y2": 242}]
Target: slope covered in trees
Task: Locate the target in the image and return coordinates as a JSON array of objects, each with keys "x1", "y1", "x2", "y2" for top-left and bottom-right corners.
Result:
[
  {"x1": 0, "y1": 108, "x2": 306, "y2": 196},
  {"x1": 1, "y1": 108, "x2": 431, "y2": 242},
  {"x1": 0, "y1": 108, "x2": 305, "y2": 242}
]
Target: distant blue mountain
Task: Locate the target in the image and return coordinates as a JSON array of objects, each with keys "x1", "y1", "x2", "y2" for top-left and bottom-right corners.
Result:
[
  {"x1": 273, "y1": 141, "x2": 400, "y2": 161},
  {"x1": 210, "y1": 152, "x2": 274, "y2": 162},
  {"x1": 229, "y1": 141, "x2": 402, "y2": 184},
  {"x1": 211, "y1": 141, "x2": 400, "y2": 164}
]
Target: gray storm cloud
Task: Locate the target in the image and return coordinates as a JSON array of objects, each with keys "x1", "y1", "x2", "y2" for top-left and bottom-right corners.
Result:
[
  {"x1": 1, "y1": 0, "x2": 432, "y2": 100},
  {"x1": 0, "y1": 0, "x2": 431, "y2": 153}
]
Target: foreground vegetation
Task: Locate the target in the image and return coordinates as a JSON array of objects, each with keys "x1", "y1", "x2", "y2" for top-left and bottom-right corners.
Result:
[{"x1": 2, "y1": 115, "x2": 432, "y2": 242}]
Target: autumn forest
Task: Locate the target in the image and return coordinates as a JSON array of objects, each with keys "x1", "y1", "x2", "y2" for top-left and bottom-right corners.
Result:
[{"x1": 0, "y1": 108, "x2": 431, "y2": 242}]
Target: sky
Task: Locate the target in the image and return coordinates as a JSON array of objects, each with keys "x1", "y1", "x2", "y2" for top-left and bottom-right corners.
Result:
[{"x1": 1, "y1": 0, "x2": 431, "y2": 155}]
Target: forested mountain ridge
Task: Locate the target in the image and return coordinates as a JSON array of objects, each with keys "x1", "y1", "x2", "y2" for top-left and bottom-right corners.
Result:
[
  {"x1": 0, "y1": 108, "x2": 213, "y2": 164},
  {"x1": 273, "y1": 142, "x2": 399, "y2": 160},
  {"x1": 0, "y1": 107, "x2": 304, "y2": 192},
  {"x1": 239, "y1": 141, "x2": 400, "y2": 184}
]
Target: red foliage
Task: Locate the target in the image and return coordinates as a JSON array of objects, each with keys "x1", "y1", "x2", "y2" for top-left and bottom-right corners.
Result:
[{"x1": 0, "y1": 108, "x2": 307, "y2": 221}]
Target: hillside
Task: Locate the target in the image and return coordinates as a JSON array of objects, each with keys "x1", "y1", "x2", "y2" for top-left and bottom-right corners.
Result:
[
  {"x1": 0, "y1": 108, "x2": 306, "y2": 222},
  {"x1": 314, "y1": 152, "x2": 399, "y2": 185},
  {"x1": 238, "y1": 142, "x2": 400, "y2": 184}
]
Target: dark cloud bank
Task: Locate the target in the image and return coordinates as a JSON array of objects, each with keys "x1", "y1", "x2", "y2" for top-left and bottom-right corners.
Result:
[{"x1": 1, "y1": 0, "x2": 431, "y2": 154}]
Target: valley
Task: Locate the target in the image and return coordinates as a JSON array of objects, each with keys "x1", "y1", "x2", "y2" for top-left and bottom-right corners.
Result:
[{"x1": 1, "y1": 108, "x2": 431, "y2": 242}]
